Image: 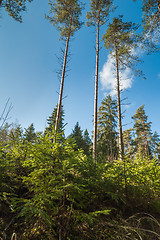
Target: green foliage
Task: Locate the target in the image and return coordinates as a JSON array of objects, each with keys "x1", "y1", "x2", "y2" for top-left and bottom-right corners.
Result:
[
  {"x1": 132, "y1": 104, "x2": 152, "y2": 157},
  {"x1": 1, "y1": 121, "x2": 160, "y2": 239},
  {"x1": 83, "y1": 129, "x2": 92, "y2": 155},
  {"x1": 151, "y1": 131, "x2": 160, "y2": 159},
  {"x1": 97, "y1": 95, "x2": 118, "y2": 161},
  {"x1": 104, "y1": 157, "x2": 160, "y2": 209},
  {"x1": 132, "y1": 0, "x2": 160, "y2": 52},
  {"x1": 68, "y1": 122, "x2": 91, "y2": 155},
  {"x1": 102, "y1": 16, "x2": 140, "y2": 73},
  {"x1": 0, "y1": 132, "x2": 30, "y2": 239},
  {"x1": 46, "y1": 0, "x2": 84, "y2": 37},
  {"x1": 86, "y1": 0, "x2": 114, "y2": 27},
  {"x1": 102, "y1": 16, "x2": 142, "y2": 161},
  {"x1": 123, "y1": 128, "x2": 134, "y2": 157},
  {"x1": 0, "y1": 123, "x2": 10, "y2": 143},
  {"x1": 45, "y1": 105, "x2": 65, "y2": 139},
  {"x1": 24, "y1": 123, "x2": 37, "y2": 143},
  {"x1": 0, "y1": 0, "x2": 33, "y2": 23},
  {"x1": 142, "y1": 0, "x2": 160, "y2": 51},
  {"x1": 9, "y1": 124, "x2": 23, "y2": 143},
  {"x1": 15, "y1": 136, "x2": 111, "y2": 239}
]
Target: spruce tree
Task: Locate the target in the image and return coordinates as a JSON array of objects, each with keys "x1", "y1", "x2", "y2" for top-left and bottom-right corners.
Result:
[
  {"x1": 83, "y1": 129, "x2": 92, "y2": 155},
  {"x1": 97, "y1": 95, "x2": 118, "y2": 161},
  {"x1": 86, "y1": 0, "x2": 114, "y2": 161},
  {"x1": 67, "y1": 123, "x2": 91, "y2": 155},
  {"x1": 68, "y1": 122, "x2": 84, "y2": 151},
  {"x1": 45, "y1": 105, "x2": 65, "y2": 138},
  {"x1": 24, "y1": 123, "x2": 37, "y2": 143},
  {"x1": 46, "y1": 0, "x2": 83, "y2": 141},
  {"x1": 102, "y1": 16, "x2": 139, "y2": 160},
  {"x1": 132, "y1": 105, "x2": 152, "y2": 157}
]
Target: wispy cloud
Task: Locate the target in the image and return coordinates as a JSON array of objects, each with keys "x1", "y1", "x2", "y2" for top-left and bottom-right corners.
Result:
[{"x1": 100, "y1": 54, "x2": 133, "y2": 96}]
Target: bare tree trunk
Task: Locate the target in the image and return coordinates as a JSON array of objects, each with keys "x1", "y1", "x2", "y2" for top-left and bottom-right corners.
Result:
[
  {"x1": 0, "y1": 98, "x2": 13, "y2": 130},
  {"x1": 115, "y1": 45, "x2": 124, "y2": 160},
  {"x1": 54, "y1": 34, "x2": 70, "y2": 141},
  {"x1": 115, "y1": 44, "x2": 128, "y2": 199},
  {"x1": 110, "y1": 139, "x2": 113, "y2": 161},
  {"x1": 142, "y1": 120, "x2": 149, "y2": 156},
  {"x1": 93, "y1": 11, "x2": 100, "y2": 161}
]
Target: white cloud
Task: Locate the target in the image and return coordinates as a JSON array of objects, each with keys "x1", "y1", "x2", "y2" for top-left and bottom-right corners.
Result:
[{"x1": 100, "y1": 54, "x2": 133, "y2": 96}]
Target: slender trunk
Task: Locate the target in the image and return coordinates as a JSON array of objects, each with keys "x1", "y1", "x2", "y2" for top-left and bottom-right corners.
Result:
[
  {"x1": 115, "y1": 44, "x2": 127, "y2": 199},
  {"x1": 54, "y1": 34, "x2": 70, "y2": 141},
  {"x1": 110, "y1": 138, "x2": 113, "y2": 161},
  {"x1": 142, "y1": 120, "x2": 149, "y2": 156},
  {"x1": 115, "y1": 45, "x2": 124, "y2": 160},
  {"x1": 93, "y1": 11, "x2": 100, "y2": 161}
]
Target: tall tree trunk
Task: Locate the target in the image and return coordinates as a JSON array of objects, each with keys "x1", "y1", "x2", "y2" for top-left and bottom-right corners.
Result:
[
  {"x1": 110, "y1": 138, "x2": 113, "y2": 161},
  {"x1": 54, "y1": 34, "x2": 70, "y2": 141},
  {"x1": 142, "y1": 120, "x2": 149, "y2": 156},
  {"x1": 93, "y1": 10, "x2": 100, "y2": 161},
  {"x1": 115, "y1": 45, "x2": 124, "y2": 160},
  {"x1": 115, "y1": 44, "x2": 127, "y2": 199}
]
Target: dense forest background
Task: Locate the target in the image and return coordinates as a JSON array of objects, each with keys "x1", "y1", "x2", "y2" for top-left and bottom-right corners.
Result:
[{"x1": 1, "y1": 0, "x2": 160, "y2": 239}]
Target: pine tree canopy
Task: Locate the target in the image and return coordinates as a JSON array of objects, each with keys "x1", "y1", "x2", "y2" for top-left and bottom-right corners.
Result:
[
  {"x1": 102, "y1": 16, "x2": 140, "y2": 70},
  {"x1": 0, "y1": 0, "x2": 33, "y2": 22},
  {"x1": 132, "y1": 0, "x2": 160, "y2": 51},
  {"x1": 86, "y1": 0, "x2": 114, "y2": 26},
  {"x1": 46, "y1": 0, "x2": 84, "y2": 37}
]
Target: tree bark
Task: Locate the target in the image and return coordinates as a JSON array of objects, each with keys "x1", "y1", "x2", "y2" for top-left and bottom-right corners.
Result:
[
  {"x1": 54, "y1": 34, "x2": 70, "y2": 140},
  {"x1": 114, "y1": 46, "x2": 127, "y2": 198},
  {"x1": 93, "y1": 10, "x2": 100, "y2": 161},
  {"x1": 142, "y1": 120, "x2": 149, "y2": 156},
  {"x1": 115, "y1": 44, "x2": 124, "y2": 160}
]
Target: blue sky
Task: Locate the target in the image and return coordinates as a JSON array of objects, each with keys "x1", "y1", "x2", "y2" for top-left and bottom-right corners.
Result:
[{"x1": 0, "y1": 0, "x2": 160, "y2": 137}]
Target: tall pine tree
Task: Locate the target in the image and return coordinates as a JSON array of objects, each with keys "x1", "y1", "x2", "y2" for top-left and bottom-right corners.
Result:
[
  {"x1": 102, "y1": 16, "x2": 140, "y2": 160},
  {"x1": 46, "y1": 0, "x2": 83, "y2": 141},
  {"x1": 86, "y1": 0, "x2": 114, "y2": 161}
]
